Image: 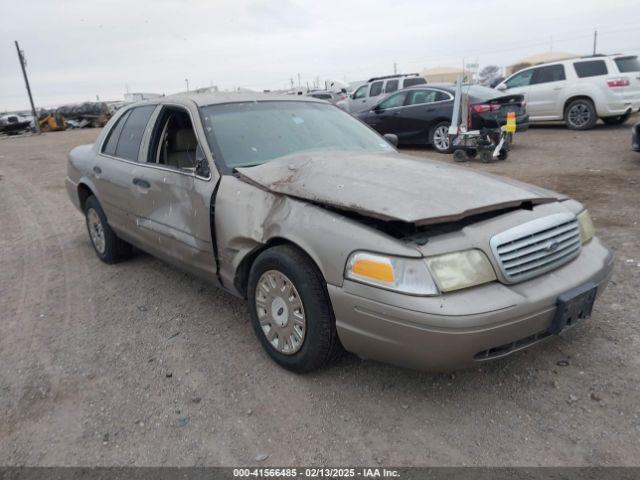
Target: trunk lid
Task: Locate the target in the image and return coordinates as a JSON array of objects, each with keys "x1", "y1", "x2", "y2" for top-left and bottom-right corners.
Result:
[{"x1": 236, "y1": 152, "x2": 563, "y2": 226}]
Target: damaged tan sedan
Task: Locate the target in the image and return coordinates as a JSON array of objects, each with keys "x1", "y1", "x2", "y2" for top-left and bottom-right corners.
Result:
[{"x1": 66, "y1": 93, "x2": 614, "y2": 372}]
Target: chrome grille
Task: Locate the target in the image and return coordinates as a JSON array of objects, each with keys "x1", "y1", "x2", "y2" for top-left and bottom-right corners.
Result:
[{"x1": 490, "y1": 213, "x2": 581, "y2": 283}]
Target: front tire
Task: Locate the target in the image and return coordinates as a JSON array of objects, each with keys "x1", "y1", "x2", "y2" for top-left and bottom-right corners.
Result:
[
  {"x1": 247, "y1": 244, "x2": 343, "y2": 373},
  {"x1": 430, "y1": 122, "x2": 452, "y2": 153},
  {"x1": 565, "y1": 99, "x2": 597, "y2": 130},
  {"x1": 84, "y1": 196, "x2": 131, "y2": 263}
]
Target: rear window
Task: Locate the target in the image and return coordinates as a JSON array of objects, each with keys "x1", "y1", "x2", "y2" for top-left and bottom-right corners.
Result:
[
  {"x1": 385, "y1": 80, "x2": 399, "y2": 93},
  {"x1": 574, "y1": 60, "x2": 608, "y2": 78},
  {"x1": 114, "y1": 105, "x2": 155, "y2": 161},
  {"x1": 403, "y1": 77, "x2": 427, "y2": 87},
  {"x1": 369, "y1": 81, "x2": 384, "y2": 97},
  {"x1": 102, "y1": 110, "x2": 131, "y2": 156},
  {"x1": 615, "y1": 56, "x2": 640, "y2": 73}
]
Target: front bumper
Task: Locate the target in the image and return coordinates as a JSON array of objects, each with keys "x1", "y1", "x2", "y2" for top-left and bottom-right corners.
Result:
[{"x1": 328, "y1": 238, "x2": 614, "y2": 371}]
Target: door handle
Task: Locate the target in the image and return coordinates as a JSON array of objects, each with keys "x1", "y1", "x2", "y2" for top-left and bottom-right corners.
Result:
[
  {"x1": 553, "y1": 87, "x2": 562, "y2": 91},
  {"x1": 425, "y1": 108, "x2": 435, "y2": 112},
  {"x1": 132, "y1": 178, "x2": 150, "y2": 189},
  {"x1": 93, "y1": 166, "x2": 102, "y2": 175}
]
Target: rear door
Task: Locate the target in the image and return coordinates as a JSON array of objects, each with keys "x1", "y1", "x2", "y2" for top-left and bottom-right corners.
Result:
[
  {"x1": 527, "y1": 64, "x2": 567, "y2": 118},
  {"x1": 94, "y1": 105, "x2": 156, "y2": 241}
]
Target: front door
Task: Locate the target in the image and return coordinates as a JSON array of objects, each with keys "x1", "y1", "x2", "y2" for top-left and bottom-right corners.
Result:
[
  {"x1": 499, "y1": 69, "x2": 534, "y2": 115},
  {"x1": 131, "y1": 104, "x2": 220, "y2": 280}
]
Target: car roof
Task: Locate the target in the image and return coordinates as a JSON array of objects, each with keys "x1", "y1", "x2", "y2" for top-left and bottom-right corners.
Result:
[{"x1": 130, "y1": 92, "x2": 328, "y2": 108}]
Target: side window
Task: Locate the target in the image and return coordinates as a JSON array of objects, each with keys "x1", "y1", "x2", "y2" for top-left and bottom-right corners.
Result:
[
  {"x1": 353, "y1": 85, "x2": 368, "y2": 99},
  {"x1": 369, "y1": 81, "x2": 384, "y2": 97},
  {"x1": 101, "y1": 110, "x2": 131, "y2": 156},
  {"x1": 435, "y1": 91, "x2": 452, "y2": 102},
  {"x1": 505, "y1": 69, "x2": 534, "y2": 88},
  {"x1": 148, "y1": 106, "x2": 205, "y2": 175},
  {"x1": 406, "y1": 89, "x2": 438, "y2": 105},
  {"x1": 531, "y1": 65, "x2": 566, "y2": 84},
  {"x1": 114, "y1": 105, "x2": 155, "y2": 161},
  {"x1": 402, "y1": 77, "x2": 426, "y2": 87},
  {"x1": 378, "y1": 92, "x2": 407, "y2": 109},
  {"x1": 385, "y1": 80, "x2": 399, "y2": 93},
  {"x1": 574, "y1": 60, "x2": 608, "y2": 78}
]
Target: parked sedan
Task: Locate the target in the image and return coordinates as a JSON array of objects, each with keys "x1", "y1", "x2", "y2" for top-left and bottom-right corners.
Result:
[
  {"x1": 356, "y1": 85, "x2": 529, "y2": 153},
  {"x1": 633, "y1": 121, "x2": 640, "y2": 152},
  {"x1": 66, "y1": 93, "x2": 612, "y2": 373}
]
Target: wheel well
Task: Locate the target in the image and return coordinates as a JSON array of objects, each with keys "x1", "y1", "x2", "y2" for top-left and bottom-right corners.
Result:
[
  {"x1": 233, "y1": 238, "x2": 317, "y2": 299},
  {"x1": 563, "y1": 96, "x2": 594, "y2": 115},
  {"x1": 77, "y1": 183, "x2": 94, "y2": 211}
]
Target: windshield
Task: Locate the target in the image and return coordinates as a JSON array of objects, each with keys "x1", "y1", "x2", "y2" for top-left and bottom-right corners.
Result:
[{"x1": 200, "y1": 101, "x2": 393, "y2": 169}]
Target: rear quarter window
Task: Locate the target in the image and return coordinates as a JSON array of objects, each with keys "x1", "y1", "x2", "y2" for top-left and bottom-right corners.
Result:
[
  {"x1": 573, "y1": 60, "x2": 608, "y2": 78},
  {"x1": 403, "y1": 77, "x2": 427, "y2": 87},
  {"x1": 101, "y1": 110, "x2": 131, "y2": 156},
  {"x1": 615, "y1": 56, "x2": 640, "y2": 73}
]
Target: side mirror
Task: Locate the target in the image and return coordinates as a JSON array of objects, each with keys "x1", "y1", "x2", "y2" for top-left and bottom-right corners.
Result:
[
  {"x1": 383, "y1": 133, "x2": 398, "y2": 147},
  {"x1": 373, "y1": 104, "x2": 384, "y2": 113},
  {"x1": 496, "y1": 83, "x2": 507, "y2": 91},
  {"x1": 195, "y1": 146, "x2": 210, "y2": 177}
]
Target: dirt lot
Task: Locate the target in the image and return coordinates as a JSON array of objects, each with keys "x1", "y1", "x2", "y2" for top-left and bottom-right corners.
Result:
[{"x1": 1, "y1": 118, "x2": 639, "y2": 467}]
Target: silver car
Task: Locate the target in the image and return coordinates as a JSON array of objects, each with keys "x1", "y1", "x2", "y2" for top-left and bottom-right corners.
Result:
[{"x1": 66, "y1": 93, "x2": 613, "y2": 372}]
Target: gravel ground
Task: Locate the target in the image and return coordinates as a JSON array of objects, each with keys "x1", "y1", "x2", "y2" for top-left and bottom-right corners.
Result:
[{"x1": 0, "y1": 117, "x2": 639, "y2": 466}]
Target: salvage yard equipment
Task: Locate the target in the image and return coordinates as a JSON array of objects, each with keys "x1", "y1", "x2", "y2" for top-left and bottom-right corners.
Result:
[
  {"x1": 0, "y1": 114, "x2": 31, "y2": 135},
  {"x1": 449, "y1": 77, "x2": 512, "y2": 163},
  {"x1": 56, "y1": 102, "x2": 111, "y2": 128},
  {"x1": 38, "y1": 112, "x2": 67, "y2": 132}
]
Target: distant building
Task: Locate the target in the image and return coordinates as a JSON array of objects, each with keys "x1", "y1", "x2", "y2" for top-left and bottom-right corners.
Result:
[
  {"x1": 420, "y1": 67, "x2": 464, "y2": 83},
  {"x1": 506, "y1": 52, "x2": 579, "y2": 74}
]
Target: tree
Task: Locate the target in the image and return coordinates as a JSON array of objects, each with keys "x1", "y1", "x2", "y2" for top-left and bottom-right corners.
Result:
[{"x1": 478, "y1": 65, "x2": 502, "y2": 86}]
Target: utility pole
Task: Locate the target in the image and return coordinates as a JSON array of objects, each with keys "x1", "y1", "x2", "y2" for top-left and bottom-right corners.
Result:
[
  {"x1": 393, "y1": 62, "x2": 398, "y2": 75},
  {"x1": 297, "y1": 73, "x2": 301, "y2": 87},
  {"x1": 592, "y1": 30, "x2": 598, "y2": 55},
  {"x1": 14, "y1": 41, "x2": 40, "y2": 134},
  {"x1": 185, "y1": 78, "x2": 190, "y2": 92}
]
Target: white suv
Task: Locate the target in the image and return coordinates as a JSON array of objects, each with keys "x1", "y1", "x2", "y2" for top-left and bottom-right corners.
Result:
[
  {"x1": 337, "y1": 74, "x2": 427, "y2": 114},
  {"x1": 495, "y1": 55, "x2": 640, "y2": 130}
]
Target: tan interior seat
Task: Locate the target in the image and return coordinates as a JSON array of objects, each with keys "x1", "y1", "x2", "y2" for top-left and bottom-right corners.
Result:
[{"x1": 166, "y1": 128, "x2": 197, "y2": 170}]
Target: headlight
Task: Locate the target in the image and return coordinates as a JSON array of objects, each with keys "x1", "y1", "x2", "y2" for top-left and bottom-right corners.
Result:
[
  {"x1": 425, "y1": 249, "x2": 496, "y2": 293},
  {"x1": 345, "y1": 252, "x2": 438, "y2": 295},
  {"x1": 577, "y1": 209, "x2": 595, "y2": 244}
]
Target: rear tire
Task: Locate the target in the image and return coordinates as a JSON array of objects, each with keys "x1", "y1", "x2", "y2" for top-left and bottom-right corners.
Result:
[
  {"x1": 565, "y1": 99, "x2": 597, "y2": 130},
  {"x1": 601, "y1": 111, "x2": 631, "y2": 125},
  {"x1": 430, "y1": 122, "x2": 452, "y2": 153},
  {"x1": 84, "y1": 196, "x2": 132, "y2": 264},
  {"x1": 247, "y1": 244, "x2": 343, "y2": 373}
]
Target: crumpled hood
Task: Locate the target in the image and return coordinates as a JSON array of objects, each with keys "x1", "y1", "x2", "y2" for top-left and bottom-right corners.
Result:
[{"x1": 236, "y1": 152, "x2": 565, "y2": 225}]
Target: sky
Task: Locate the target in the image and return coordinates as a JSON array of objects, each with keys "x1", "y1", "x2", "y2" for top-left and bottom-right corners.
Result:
[{"x1": 1, "y1": 0, "x2": 639, "y2": 111}]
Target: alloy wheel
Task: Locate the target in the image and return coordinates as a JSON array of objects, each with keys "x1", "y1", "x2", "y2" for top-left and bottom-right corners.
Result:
[
  {"x1": 433, "y1": 125, "x2": 450, "y2": 151},
  {"x1": 568, "y1": 103, "x2": 592, "y2": 128}
]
